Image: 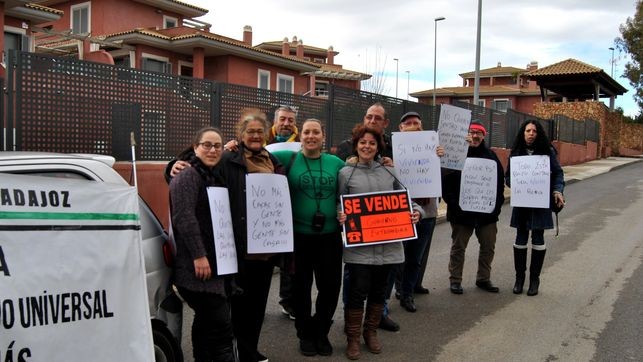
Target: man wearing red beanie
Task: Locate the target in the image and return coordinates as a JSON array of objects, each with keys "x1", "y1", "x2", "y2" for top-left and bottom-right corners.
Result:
[{"x1": 442, "y1": 121, "x2": 505, "y2": 294}]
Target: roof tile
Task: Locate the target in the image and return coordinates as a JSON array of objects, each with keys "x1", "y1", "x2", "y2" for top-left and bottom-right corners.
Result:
[{"x1": 526, "y1": 58, "x2": 602, "y2": 77}]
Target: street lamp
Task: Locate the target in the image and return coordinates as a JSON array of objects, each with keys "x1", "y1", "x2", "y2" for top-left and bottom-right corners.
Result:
[
  {"x1": 473, "y1": 0, "x2": 482, "y2": 105},
  {"x1": 433, "y1": 16, "x2": 446, "y2": 106},
  {"x1": 608, "y1": 47, "x2": 615, "y2": 78},
  {"x1": 405, "y1": 70, "x2": 410, "y2": 100},
  {"x1": 393, "y1": 58, "x2": 399, "y2": 98}
]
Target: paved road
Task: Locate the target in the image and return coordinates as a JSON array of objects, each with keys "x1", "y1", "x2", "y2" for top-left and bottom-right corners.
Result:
[{"x1": 180, "y1": 161, "x2": 643, "y2": 361}]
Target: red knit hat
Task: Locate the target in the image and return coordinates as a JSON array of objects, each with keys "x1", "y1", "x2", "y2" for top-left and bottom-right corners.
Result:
[{"x1": 469, "y1": 122, "x2": 487, "y2": 135}]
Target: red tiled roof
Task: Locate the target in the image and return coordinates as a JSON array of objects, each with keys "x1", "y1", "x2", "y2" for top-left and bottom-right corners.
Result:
[
  {"x1": 166, "y1": 0, "x2": 208, "y2": 13},
  {"x1": 26, "y1": 3, "x2": 64, "y2": 16},
  {"x1": 526, "y1": 58, "x2": 602, "y2": 76},
  {"x1": 313, "y1": 63, "x2": 370, "y2": 81},
  {"x1": 105, "y1": 27, "x2": 320, "y2": 69},
  {"x1": 255, "y1": 41, "x2": 333, "y2": 56},
  {"x1": 459, "y1": 65, "x2": 527, "y2": 78},
  {"x1": 411, "y1": 85, "x2": 540, "y2": 98}
]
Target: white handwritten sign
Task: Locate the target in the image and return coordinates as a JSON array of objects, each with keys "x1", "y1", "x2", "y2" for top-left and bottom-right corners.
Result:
[
  {"x1": 206, "y1": 187, "x2": 238, "y2": 275},
  {"x1": 459, "y1": 158, "x2": 497, "y2": 213},
  {"x1": 245, "y1": 174, "x2": 294, "y2": 253},
  {"x1": 510, "y1": 155, "x2": 550, "y2": 208},
  {"x1": 437, "y1": 104, "x2": 472, "y2": 170},
  {"x1": 265, "y1": 142, "x2": 301, "y2": 153},
  {"x1": 392, "y1": 130, "x2": 441, "y2": 198}
]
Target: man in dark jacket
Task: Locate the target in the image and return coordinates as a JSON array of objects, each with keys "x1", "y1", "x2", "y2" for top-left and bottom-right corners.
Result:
[
  {"x1": 334, "y1": 102, "x2": 393, "y2": 160},
  {"x1": 442, "y1": 121, "x2": 505, "y2": 294}
]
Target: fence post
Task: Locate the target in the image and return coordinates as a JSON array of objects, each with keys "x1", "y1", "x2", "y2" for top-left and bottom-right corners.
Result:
[
  {"x1": 6, "y1": 50, "x2": 17, "y2": 151},
  {"x1": 211, "y1": 81, "x2": 222, "y2": 128},
  {"x1": 326, "y1": 84, "x2": 335, "y2": 150}
]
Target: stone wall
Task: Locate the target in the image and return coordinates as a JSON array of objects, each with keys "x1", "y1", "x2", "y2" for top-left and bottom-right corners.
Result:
[
  {"x1": 620, "y1": 122, "x2": 643, "y2": 152},
  {"x1": 533, "y1": 101, "x2": 620, "y2": 157}
]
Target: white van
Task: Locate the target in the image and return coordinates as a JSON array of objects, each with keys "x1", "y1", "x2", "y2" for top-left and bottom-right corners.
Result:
[{"x1": 0, "y1": 152, "x2": 183, "y2": 362}]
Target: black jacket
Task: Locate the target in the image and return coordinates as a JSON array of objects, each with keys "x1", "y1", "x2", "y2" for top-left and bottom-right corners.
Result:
[
  {"x1": 442, "y1": 140, "x2": 505, "y2": 227},
  {"x1": 505, "y1": 146, "x2": 565, "y2": 230},
  {"x1": 216, "y1": 145, "x2": 286, "y2": 259},
  {"x1": 169, "y1": 155, "x2": 227, "y2": 294},
  {"x1": 165, "y1": 146, "x2": 285, "y2": 259}
]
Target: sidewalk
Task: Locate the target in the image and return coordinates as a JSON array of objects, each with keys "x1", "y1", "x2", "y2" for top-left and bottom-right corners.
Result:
[{"x1": 436, "y1": 156, "x2": 643, "y2": 222}]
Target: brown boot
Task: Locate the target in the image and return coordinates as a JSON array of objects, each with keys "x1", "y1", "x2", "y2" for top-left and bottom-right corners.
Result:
[
  {"x1": 345, "y1": 308, "x2": 363, "y2": 360},
  {"x1": 363, "y1": 303, "x2": 384, "y2": 354}
]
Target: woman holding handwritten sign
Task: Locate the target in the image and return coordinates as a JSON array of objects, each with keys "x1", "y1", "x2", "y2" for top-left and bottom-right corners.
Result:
[
  {"x1": 217, "y1": 109, "x2": 287, "y2": 362},
  {"x1": 169, "y1": 127, "x2": 234, "y2": 361},
  {"x1": 337, "y1": 124, "x2": 422, "y2": 360},
  {"x1": 506, "y1": 120, "x2": 565, "y2": 296}
]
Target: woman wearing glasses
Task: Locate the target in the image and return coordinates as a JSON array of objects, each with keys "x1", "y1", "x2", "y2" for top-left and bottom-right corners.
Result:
[
  {"x1": 169, "y1": 127, "x2": 234, "y2": 361},
  {"x1": 217, "y1": 109, "x2": 286, "y2": 362}
]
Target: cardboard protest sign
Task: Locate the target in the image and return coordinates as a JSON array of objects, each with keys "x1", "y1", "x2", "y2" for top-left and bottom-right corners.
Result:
[
  {"x1": 437, "y1": 104, "x2": 472, "y2": 170},
  {"x1": 207, "y1": 187, "x2": 238, "y2": 275},
  {"x1": 0, "y1": 173, "x2": 154, "y2": 362},
  {"x1": 265, "y1": 142, "x2": 301, "y2": 153},
  {"x1": 392, "y1": 130, "x2": 442, "y2": 198},
  {"x1": 459, "y1": 158, "x2": 497, "y2": 213},
  {"x1": 340, "y1": 190, "x2": 416, "y2": 247},
  {"x1": 509, "y1": 155, "x2": 550, "y2": 208},
  {"x1": 245, "y1": 174, "x2": 293, "y2": 253}
]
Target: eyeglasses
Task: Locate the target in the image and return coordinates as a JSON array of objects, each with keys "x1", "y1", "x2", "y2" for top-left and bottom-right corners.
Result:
[
  {"x1": 365, "y1": 114, "x2": 386, "y2": 122},
  {"x1": 468, "y1": 131, "x2": 484, "y2": 136},
  {"x1": 199, "y1": 142, "x2": 223, "y2": 151},
  {"x1": 245, "y1": 129, "x2": 265, "y2": 136}
]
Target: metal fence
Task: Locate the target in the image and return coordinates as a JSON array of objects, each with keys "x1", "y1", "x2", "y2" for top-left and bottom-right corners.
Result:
[
  {"x1": 2, "y1": 51, "x2": 601, "y2": 160},
  {"x1": 554, "y1": 115, "x2": 600, "y2": 145}
]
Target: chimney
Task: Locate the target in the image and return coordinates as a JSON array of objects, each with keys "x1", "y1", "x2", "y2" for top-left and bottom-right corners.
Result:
[
  {"x1": 282, "y1": 37, "x2": 290, "y2": 56},
  {"x1": 296, "y1": 39, "x2": 304, "y2": 59},
  {"x1": 327, "y1": 46, "x2": 335, "y2": 65},
  {"x1": 242, "y1": 25, "x2": 252, "y2": 46},
  {"x1": 527, "y1": 61, "x2": 538, "y2": 71}
]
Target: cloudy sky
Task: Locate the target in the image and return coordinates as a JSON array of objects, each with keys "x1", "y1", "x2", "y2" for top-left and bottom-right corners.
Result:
[{"x1": 188, "y1": 0, "x2": 640, "y2": 117}]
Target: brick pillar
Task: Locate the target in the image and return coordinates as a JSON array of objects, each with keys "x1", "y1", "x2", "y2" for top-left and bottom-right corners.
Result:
[{"x1": 193, "y1": 47, "x2": 205, "y2": 79}]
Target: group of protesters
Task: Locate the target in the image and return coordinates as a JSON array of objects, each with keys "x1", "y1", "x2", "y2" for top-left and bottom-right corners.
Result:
[{"x1": 166, "y1": 102, "x2": 565, "y2": 361}]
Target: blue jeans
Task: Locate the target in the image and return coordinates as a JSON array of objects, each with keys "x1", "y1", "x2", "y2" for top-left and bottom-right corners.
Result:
[{"x1": 400, "y1": 217, "x2": 436, "y2": 297}]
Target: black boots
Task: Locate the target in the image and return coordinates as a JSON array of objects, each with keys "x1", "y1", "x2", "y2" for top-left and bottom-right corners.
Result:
[
  {"x1": 513, "y1": 247, "x2": 527, "y2": 294},
  {"x1": 527, "y1": 249, "x2": 546, "y2": 296}
]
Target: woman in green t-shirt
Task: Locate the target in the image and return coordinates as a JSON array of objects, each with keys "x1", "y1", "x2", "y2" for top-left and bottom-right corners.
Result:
[{"x1": 272, "y1": 119, "x2": 345, "y2": 358}]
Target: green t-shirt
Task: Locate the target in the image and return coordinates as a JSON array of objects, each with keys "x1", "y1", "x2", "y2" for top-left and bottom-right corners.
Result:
[{"x1": 272, "y1": 150, "x2": 345, "y2": 234}]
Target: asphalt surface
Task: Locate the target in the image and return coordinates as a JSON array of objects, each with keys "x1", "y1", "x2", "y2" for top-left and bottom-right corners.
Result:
[{"x1": 179, "y1": 156, "x2": 643, "y2": 362}]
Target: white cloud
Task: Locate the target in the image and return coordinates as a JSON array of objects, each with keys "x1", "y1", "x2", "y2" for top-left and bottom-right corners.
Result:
[{"x1": 188, "y1": 0, "x2": 640, "y2": 116}]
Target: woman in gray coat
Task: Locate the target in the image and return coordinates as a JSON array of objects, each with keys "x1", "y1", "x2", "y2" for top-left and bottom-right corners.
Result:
[{"x1": 337, "y1": 124, "x2": 421, "y2": 360}]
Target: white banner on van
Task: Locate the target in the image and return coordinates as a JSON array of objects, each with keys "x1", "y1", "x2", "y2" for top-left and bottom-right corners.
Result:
[{"x1": 0, "y1": 173, "x2": 154, "y2": 362}]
